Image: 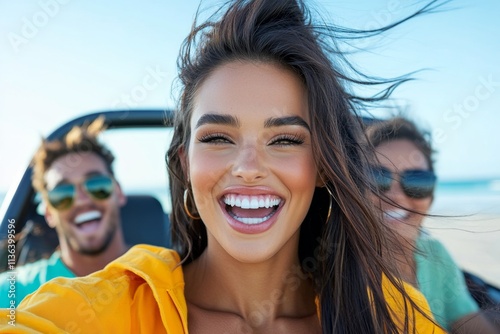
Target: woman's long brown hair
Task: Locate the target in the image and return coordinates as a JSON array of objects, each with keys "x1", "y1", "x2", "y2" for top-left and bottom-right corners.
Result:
[{"x1": 167, "y1": 0, "x2": 446, "y2": 332}]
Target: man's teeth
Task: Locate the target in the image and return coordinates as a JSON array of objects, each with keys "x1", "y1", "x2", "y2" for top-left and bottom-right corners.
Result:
[
  {"x1": 74, "y1": 210, "x2": 102, "y2": 225},
  {"x1": 223, "y1": 194, "x2": 281, "y2": 209},
  {"x1": 384, "y1": 209, "x2": 408, "y2": 221}
]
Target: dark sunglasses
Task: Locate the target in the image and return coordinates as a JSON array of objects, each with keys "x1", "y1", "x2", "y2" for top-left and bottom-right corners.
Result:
[
  {"x1": 370, "y1": 166, "x2": 437, "y2": 199},
  {"x1": 47, "y1": 175, "x2": 114, "y2": 211}
]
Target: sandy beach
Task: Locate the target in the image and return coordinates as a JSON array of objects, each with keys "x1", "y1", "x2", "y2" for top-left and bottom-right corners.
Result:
[{"x1": 423, "y1": 214, "x2": 500, "y2": 288}]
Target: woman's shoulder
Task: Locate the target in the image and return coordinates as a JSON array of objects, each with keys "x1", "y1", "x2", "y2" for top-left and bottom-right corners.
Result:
[
  {"x1": 83, "y1": 244, "x2": 184, "y2": 289},
  {"x1": 6, "y1": 245, "x2": 187, "y2": 333},
  {"x1": 16, "y1": 245, "x2": 182, "y2": 306},
  {"x1": 112, "y1": 244, "x2": 182, "y2": 272}
]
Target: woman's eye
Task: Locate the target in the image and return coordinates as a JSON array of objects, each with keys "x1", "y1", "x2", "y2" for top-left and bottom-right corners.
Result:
[
  {"x1": 198, "y1": 133, "x2": 233, "y2": 144},
  {"x1": 270, "y1": 135, "x2": 305, "y2": 146}
]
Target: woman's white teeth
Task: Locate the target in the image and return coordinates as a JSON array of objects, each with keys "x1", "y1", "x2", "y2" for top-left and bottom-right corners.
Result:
[
  {"x1": 224, "y1": 195, "x2": 281, "y2": 209},
  {"x1": 238, "y1": 216, "x2": 271, "y2": 225}
]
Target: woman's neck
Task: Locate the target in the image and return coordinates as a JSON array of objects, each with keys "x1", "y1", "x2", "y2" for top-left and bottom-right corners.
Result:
[{"x1": 183, "y1": 239, "x2": 317, "y2": 324}]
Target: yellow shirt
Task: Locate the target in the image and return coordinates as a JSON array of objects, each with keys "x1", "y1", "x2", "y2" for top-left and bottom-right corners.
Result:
[{"x1": 0, "y1": 245, "x2": 444, "y2": 333}]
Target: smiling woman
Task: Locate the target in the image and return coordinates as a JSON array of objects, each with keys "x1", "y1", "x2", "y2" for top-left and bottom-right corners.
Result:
[
  {"x1": 0, "y1": 0, "x2": 448, "y2": 333},
  {"x1": 184, "y1": 62, "x2": 318, "y2": 263},
  {"x1": 164, "y1": 0, "x2": 445, "y2": 332}
]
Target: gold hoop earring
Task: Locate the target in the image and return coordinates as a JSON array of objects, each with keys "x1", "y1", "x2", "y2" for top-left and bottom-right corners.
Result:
[
  {"x1": 183, "y1": 189, "x2": 200, "y2": 220},
  {"x1": 325, "y1": 187, "x2": 333, "y2": 224}
]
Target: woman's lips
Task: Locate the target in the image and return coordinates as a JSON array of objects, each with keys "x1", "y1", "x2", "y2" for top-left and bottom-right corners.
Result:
[{"x1": 221, "y1": 193, "x2": 284, "y2": 233}]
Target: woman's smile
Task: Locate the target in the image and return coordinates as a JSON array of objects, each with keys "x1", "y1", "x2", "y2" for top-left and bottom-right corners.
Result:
[
  {"x1": 222, "y1": 193, "x2": 283, "y2": 224},
  {"x1": 219, "y1": 188, "x2": 285, "y2": 234}
]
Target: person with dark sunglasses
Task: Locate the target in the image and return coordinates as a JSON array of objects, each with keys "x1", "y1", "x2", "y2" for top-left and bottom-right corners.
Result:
[
  {"x1": 0, "y1": 116, "x2": 129, "y2": 307},
  {"x1": 366, "y1": 116, "x2": 498, "y2": 333}
]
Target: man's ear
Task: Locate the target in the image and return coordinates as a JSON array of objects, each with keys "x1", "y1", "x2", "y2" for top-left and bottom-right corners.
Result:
[
  {"x1": 114, "y1": 181, "x2": 127, "y2": 207},
  {"x1": 44, "y1": 204, "x2": 57, "y2": 229}
]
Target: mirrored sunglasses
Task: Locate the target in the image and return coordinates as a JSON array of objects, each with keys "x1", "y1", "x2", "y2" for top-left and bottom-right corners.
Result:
[
  {"x1": 47, "y1": 175, "x2": 114, "y2": 211},
  {"x1": 370, "y1": 166, "x2": 436, "y2": 199}
]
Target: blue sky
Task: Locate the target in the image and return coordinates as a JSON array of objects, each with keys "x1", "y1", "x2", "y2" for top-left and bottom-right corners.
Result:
[{"x1": 1, "y1": 0, "x2": 499, "y2": 194}]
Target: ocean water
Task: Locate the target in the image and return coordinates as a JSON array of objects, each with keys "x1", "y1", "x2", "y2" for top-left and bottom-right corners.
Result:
[{"x1": 432, "y1": 179, "x2": 500, "y2": 215}]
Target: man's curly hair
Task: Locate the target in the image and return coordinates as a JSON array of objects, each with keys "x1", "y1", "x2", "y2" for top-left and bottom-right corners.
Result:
[{"x1": 31, "y1": 116, "x2": 115, "y2": 194}]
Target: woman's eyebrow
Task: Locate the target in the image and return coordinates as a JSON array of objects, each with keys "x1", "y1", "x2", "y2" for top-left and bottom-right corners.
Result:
[
  {"x1": 195, "y1": 114, "x2": 310, "y2": 132},
  {"x1": 264, "y1": 116, "x2": 310, "y2": 132},
  {"x1": 195, "y1": 114, "x2": 240, "y2": 129}
]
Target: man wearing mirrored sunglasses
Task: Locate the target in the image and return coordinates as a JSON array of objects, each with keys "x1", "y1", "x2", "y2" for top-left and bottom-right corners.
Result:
[
  {"x1": 0, "y1": 116, "x2": 129, "y2": 307},
  {"x1": 366, "y1": 116, "x2": 499, "y2": 333}
]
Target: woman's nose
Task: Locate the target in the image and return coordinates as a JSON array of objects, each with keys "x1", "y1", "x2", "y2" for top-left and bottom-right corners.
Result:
[{"x1": 231, "y1": 145, "x2": 268, "y2": 183}]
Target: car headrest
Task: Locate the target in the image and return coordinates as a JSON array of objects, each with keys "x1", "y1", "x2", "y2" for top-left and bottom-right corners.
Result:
[{"x1": 120, "y1": 194, "x2": 171, "y2": 248}]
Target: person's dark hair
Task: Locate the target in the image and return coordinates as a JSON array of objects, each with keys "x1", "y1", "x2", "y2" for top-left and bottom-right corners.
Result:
[
  {"x1": 32, "y1": 116, "x2": 115, "y2": 194},
  {"x1": 167, "y1": 0, "x2": 442, "y2": 332},
  {"x1": 365, "y1": 116, "x2": 435, "y2": 171}
]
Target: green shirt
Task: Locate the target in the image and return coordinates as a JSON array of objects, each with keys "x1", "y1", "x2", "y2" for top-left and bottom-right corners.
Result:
[
  {"x1": 415, "y1": 232, "x2": 479, "y2": 331},
  {"x1": 0, "y1": 252, "x2": 75, "y2": 308}
]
